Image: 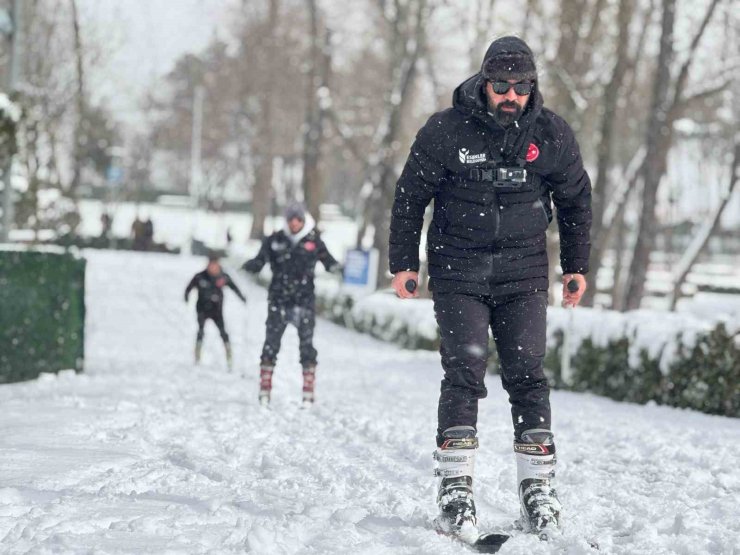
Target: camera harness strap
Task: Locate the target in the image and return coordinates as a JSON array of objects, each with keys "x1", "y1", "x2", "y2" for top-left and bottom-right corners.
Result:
[{"x1": 449, "y1": 122, "x2": 537, "y2": 186}]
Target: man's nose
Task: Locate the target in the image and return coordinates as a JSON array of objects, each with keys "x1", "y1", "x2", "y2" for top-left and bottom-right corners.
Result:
[{"x1": 504, "y1": 88, "x2": 518, "y2": 100}]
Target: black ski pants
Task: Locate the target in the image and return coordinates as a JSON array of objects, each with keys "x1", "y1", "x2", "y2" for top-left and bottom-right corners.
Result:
[
  {"x1": 197, "y1": 307, "x2": 229, "y2": 343},
  {"x1": 260, "y1": 303, "x2": 317, "y2": 367},
  {"x1": 433, "y1": 290, "x2": 550, "y2": 446}
]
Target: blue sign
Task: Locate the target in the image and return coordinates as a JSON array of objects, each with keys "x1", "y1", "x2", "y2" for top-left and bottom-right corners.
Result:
[
  {"x1": 343, "y1": 249, "x2": 370, "y2": 286},
  {"x1": 106, "y1": 165, "x2": 124, "y2": 185}
]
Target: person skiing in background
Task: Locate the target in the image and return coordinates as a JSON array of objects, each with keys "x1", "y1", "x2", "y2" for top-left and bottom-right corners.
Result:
[
  {"x1": 389, "y1": 36, "x2": 591, "y2": 543},
  {"x1": 185, "y1": 255, "x2": 247, "y2": 369},
  {"x1": 242, "y1": 203, "x2": 342, "y2": 407}
]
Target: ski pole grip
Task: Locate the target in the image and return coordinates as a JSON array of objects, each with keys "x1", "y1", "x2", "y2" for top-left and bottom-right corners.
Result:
[
  {"x1": 567, "y1": 280, "x2": 580, "y2": 293},
  {"x1": 405, "y1": 279, "x2": 417, "y2": 293}
]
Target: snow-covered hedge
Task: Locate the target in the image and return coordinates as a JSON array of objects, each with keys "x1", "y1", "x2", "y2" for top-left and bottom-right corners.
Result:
[
  {"x1": 311, "y1": 283, "x2": 739, "y2": 417},
  {"x1": 545, "y1": 307, "x2": 739, "y2": 417}
]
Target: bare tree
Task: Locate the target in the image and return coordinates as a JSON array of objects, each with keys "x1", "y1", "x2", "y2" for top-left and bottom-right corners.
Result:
[
  {"x1": 467, "y1": 0, "x2": 496, "y2": 75},
  {"x1": 69, "y1": 0, "x2": 84, "y2": 197},
  {"x1": 249, "y1": 0, "x2": 280, "y2": 238},
  {"x1": 668, "y1": 138, "x2": 738, "y2": 310},
  {"x1": 623, "y1": 0, "x2": 724, "y2": 310},
  {"x1": 301, "y1": 0, "x2": 332, "y2": 223},
  {"x1": 581, "y1": 0, "x2": 636, "y2": 306},
  {"x1": 351, "y1": 0, "x2": 433, "y2": 285}
]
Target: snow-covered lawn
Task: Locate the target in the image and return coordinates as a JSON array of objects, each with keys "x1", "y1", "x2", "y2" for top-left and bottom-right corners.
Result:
[{"x1": 0, "y1": 250, "x2": 737, "y2": 554}]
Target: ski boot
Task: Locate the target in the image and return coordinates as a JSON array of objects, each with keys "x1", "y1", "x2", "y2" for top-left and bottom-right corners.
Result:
[
  {"x1": 259, "y1": 362, "x2": 274, "y2": 406},
  {"x1": 194, "y1": 339, "x2": 203, "y2": 364},
  {"x1": 433, "y1": 426, "x2": 479, "y2": 543},
  {"x1": 514, "y1": 428, "x2": 562, "y2": 539},
  {"x1": 224, "y1": 341, "x2": 233, "y2": 371},
  {"x1": 301, "y1": 364, "x2": 316, "y2": 408}
]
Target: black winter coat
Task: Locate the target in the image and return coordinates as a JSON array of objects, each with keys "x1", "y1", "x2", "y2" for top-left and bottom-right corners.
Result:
[
  {"x1": 243, "y1": 224, "x2": 340, "y2": 307},
  {"x1": 389, "y1": 64, "x2": 592, "y2": 297},
  {"x1": 185, "y1": 270, "x2": 245, "y2": 313}
]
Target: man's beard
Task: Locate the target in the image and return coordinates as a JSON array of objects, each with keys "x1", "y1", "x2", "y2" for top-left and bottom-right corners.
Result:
[{"x1": 490, "y1": 100, "x2": 523, "y2": 127}]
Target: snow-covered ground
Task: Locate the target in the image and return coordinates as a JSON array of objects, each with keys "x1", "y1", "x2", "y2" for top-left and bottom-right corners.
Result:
[{"x1": 1, "y1": 250, "x2": 738, "y2": 554}]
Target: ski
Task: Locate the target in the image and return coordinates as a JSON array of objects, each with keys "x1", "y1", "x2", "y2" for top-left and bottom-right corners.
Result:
[
  {"x1": 436, "y1": 527, "x2": 509, "y2": 553},
  {"x1": 469, "y1": 532, "x2": 510, "y2": 553}
]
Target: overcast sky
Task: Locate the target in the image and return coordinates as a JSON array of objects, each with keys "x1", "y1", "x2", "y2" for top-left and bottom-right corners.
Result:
[{"x1": 79, "y1": 0, "x2": 236, "y2": 128}]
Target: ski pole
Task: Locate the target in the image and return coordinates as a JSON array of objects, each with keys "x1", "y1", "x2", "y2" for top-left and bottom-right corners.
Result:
[{"x1": 560, "y1": 280, "x2": 579, "y2": 386}]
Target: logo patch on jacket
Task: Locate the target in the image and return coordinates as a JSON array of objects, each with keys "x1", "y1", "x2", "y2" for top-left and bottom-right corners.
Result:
[
  {"x1": 216, "y1": 277, "x2": 226, "y2": 288},
  {"x1": 526, "y1": 143, "x2": 540, "y2": 162},
  {"x1": 304, "y1": 241, "x2": 316, "y2": 252},
  {"x1": 458, "y1": 148, "x2": 487, "y2": 164}
]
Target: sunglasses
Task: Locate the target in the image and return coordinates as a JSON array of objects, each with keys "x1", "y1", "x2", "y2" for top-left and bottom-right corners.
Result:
[{"x1": 490, "y1": 81, "x2": 534, "y2": 95}]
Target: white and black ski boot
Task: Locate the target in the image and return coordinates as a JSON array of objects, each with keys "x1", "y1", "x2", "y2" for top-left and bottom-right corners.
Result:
[
  {"x1": 224, "y1": 341, "x2": 233, "y2": 371},
  {"x1": 514, "y1": 428, "x2": 562, "y2": 539},
  {"x1": 258, "y1": 362, "x2": 274, "y2": 406},
  {"x1": 433, "y1": 426, "x2": 479, "y2": 543},
  {"x1": 194, "y1": 339, "x2": 203, "y2": 364},
  {"x1": 301, "y1": 364, "x2": 316, "y2": 408}
]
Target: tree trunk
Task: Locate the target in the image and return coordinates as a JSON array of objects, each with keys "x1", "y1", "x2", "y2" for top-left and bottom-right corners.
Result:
[
  {"x1": 582, "y1": 0, "x2": 635, "y2": 306},
  {"x1": 301, "y1": 0, "x2": 332, "y2": 224},
  {"x1": 623, "y1": 0, "x2": 721, "y2": 309},
  {"x1": 69, "y1": 0, "x2": 85, "y2": 198},
  {"x1": 249, "y1": 0, "x2": 280, "y2": 239}
]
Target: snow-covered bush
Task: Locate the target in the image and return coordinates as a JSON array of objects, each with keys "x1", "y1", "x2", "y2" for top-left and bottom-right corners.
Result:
[
  {"x1": 317, "y1": 286, "x2": 739, "y2": 417},
  {"x1": 243, "y1": 270, "x2": 739, "y2": 416}
]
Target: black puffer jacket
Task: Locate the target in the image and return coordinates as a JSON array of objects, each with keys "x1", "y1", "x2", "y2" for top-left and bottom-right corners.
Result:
[
  {"x1": 389, "y1": 38, "x2": 591, "y2": 297},
  {"x1": 185, "y1": 270, "x2": 245, "y2": 312},
  {"x1": 243, "y1": 218, "x2": 340, "y2": 307}
]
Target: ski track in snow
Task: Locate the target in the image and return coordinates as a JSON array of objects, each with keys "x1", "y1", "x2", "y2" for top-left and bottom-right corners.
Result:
[{"x1": 0, "y1": 250, "x2": 738, "y2": 554}]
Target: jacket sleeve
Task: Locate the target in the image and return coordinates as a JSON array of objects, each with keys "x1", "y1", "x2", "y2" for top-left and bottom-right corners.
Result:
[
  {"x1": 242, "y1": 237, "x2": 270, "y2": 273},
  {"x1": 184, "y1": 275, "x2": 197, "y2": 301},
  {"x1": 389, "y1": 116, "x2": 448, "y2": 273},
  {"x1": 225, "y1": 274, "x2": 246, "y2": 302},
  {"x1": 544, "y1": 119, "x2": 592, "y2": 275},
  {"x1": 315, "y1": 235, "x2": 341, "y2": 273}
]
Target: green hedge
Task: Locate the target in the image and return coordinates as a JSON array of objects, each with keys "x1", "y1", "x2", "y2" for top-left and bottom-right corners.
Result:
[
  {"x1": 534, "y1": 323, "x2": 737, "y2": 417},
  {"x1": 246, "y1": 272, "x2": 739, "y2": 418},
  {"x1": 0, "y1": 249, "x2": 86, "y2": 383}
]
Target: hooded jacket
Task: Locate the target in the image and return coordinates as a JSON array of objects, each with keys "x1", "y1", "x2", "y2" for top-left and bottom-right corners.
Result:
[
  {"x1": 389, "y1": 36, "x2": 592, "y2": 297},
  {"x1": 243, "y1": 214, "x2": 341, "y2": 306}
]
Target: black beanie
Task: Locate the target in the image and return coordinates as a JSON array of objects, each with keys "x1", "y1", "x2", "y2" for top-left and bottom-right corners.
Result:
[
  {"x1": 481, "y1": 36, "x2": 537, "y2": 83},
  {"x1": 284, "y1": 203, "x2": 306, "y2": 222}
]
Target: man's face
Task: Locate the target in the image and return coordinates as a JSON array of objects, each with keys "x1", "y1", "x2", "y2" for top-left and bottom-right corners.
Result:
[
  {"x1": 207, "y1": 261, "x2": 221, "y2": 276},
  {"x1": 485, "y1": 79, "x2": 532, "y2": 127},
  {"x1": 288, "y1": 217, "x2": 305, "y2": 234}
]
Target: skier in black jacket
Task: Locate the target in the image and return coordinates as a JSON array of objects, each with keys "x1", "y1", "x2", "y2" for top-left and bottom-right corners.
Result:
[
  {"x1": 389, "y1": 36, "x2": 591, "y2": 540},
  {"x1": 243, "y1": 204, "x2": 341, "y2": 407},
  {"x1": 185, "y1": 256, "x2": 246, "y2": 368}
]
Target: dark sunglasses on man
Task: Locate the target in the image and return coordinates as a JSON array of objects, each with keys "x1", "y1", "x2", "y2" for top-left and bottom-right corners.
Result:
[{"x1": 490, "y1": 81, "x2": 534, "y2": 96}]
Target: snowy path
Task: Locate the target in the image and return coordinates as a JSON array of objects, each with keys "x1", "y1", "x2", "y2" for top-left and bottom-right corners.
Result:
[{"x1": 1, "y1": 250, "x2": 738, "y2": 554}]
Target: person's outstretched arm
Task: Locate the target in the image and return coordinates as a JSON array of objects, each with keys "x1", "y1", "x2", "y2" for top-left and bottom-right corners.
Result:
[
  {"x1": 242, "y1": 237, "x2": 270, "y2": 274},
  {"x1": 225, "y1": 274, "x2": 247, "y2": 304},
  {"x1": 184, "y1": 275, "x2": 197, "y2": 302}
]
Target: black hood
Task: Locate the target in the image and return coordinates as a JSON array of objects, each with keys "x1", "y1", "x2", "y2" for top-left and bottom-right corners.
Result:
[{"x1": 452, "y1": 37, "x2": 544, "y2": 164}]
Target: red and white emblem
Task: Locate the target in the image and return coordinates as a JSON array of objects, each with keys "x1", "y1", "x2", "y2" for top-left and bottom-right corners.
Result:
[
  {"x1": 304, "y1": 241, "x2": 316, "y2": 252},
  {"x1": 526, "y1": 142, "x2": 540, "y2": 162}
]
